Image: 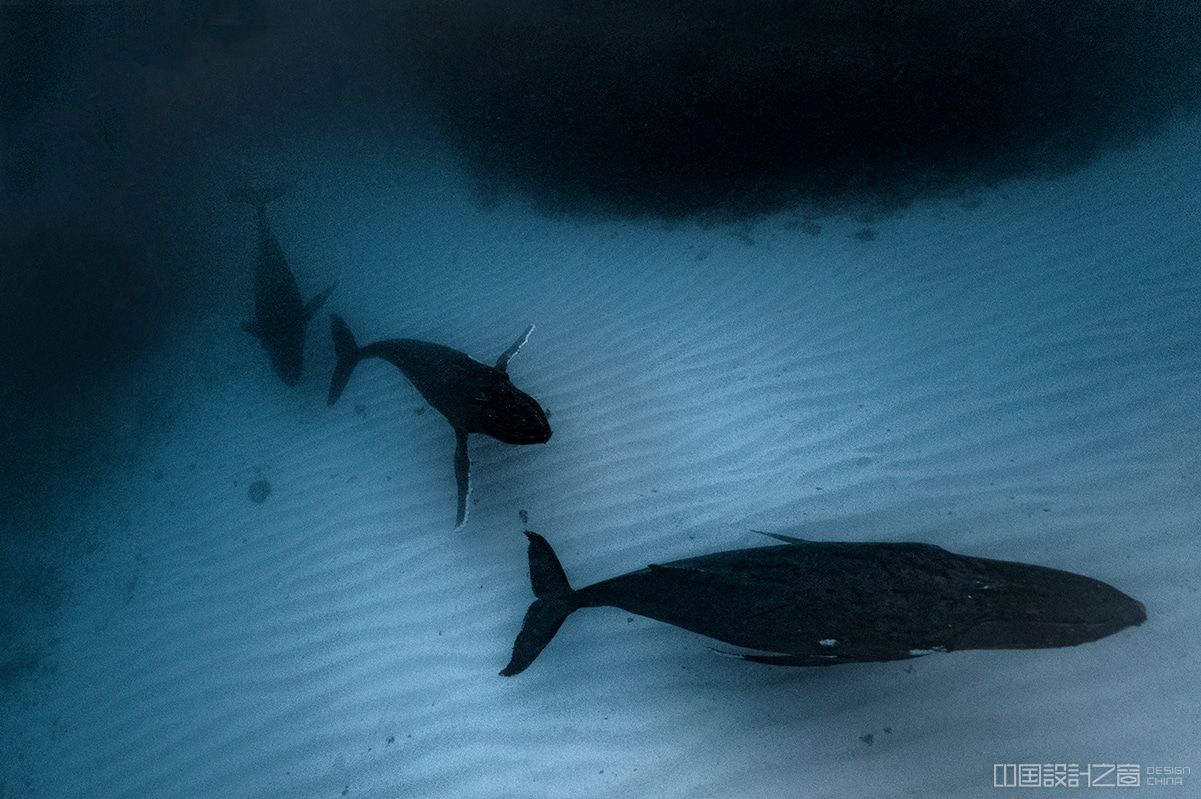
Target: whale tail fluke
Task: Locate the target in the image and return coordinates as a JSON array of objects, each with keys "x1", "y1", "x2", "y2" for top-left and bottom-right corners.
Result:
[
  {"x1": 328, "y1": 314, "x2": 362, "y2": 406},
  {"x1": 501, "y1": 531, "x2": 579, "y2": 676},
  {"x1": 228, "y1": 182, "x2": 295, "y2": 210}
]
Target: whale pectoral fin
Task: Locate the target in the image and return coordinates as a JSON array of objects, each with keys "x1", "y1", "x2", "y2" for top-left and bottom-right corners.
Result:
[
  {"x1": 711, "y1": 648, "x2": 873, "y2": 668},
  {"x1": 647, "y1": 563, "x2": 723, "y2": 582},
  {"x1": 734, "y1": 652, "x2": 844, "y2": 667},
  {"x1": 713, "y1": 647, "x2": 921, "y2": 667},
  {"x1": 495, "y1": 324, "x2": 535, "y2": 373},
  {"x1": 304, "y1": 281, "x2": 338, "y2": 320},
  {"x1": 242, "y1": 320, "x2": 262, "y2": 340},
  {"x1": 710, "y1": 647, "x2": 807, "y2": 665},
  {"x1": 453, "y1": 429, "x2": 471, "y2": 530}
]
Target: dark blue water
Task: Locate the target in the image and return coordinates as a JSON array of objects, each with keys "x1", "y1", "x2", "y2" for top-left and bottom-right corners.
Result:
[{"x1": 2, "y1": 4, "x2": 1199, "y2": 798}]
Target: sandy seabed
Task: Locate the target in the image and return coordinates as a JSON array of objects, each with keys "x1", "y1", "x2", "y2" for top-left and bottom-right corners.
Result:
[{"x1": 2, "y1": 116, "x2": 1199, "y2": 799}]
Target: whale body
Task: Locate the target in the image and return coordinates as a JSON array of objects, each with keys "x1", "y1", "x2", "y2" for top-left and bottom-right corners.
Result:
[
  {"x1": 501, "y1": 531, "x2": 1146, "y2": 676},
  {"x1": 328, "y1": 314, "x2": 551, "y2": 529},
  {"x1": 231, "y1": 184, "x2": 335, "y2": 386}
]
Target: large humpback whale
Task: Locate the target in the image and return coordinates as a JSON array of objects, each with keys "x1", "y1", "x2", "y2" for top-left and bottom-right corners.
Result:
[
  {"x1": 230, "y1": 184, "x2": 336, "y2": 386},
  {"x1": 501, "y1": 531, "x2": 1146, "y2": 676},
  {"x1": 328, "y1": 314, "x2": 552, "y2": 529}
]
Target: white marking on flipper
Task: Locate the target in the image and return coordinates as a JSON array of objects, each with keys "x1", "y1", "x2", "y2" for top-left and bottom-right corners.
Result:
[{"x1": 495, "y1": 324, "x2": 535, "y2": 373}]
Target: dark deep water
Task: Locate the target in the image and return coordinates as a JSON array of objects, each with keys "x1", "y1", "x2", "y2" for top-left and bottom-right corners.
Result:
[{"x1": 2, "y1": 3, "x2": 1200, "y2": 797}]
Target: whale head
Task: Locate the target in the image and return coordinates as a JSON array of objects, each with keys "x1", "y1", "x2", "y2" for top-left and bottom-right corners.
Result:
[{"x1": 487, "y1": 386, "x2": 552, "y2": 445}]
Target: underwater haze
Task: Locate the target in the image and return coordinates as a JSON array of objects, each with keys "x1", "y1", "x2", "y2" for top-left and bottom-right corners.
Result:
[{"x1": 2, "y1": 3, "x2": 1200, "y2": 798}]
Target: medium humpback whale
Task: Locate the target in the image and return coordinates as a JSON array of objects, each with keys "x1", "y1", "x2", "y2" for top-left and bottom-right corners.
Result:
[
  {"x1": 328, "y1": 314, "x2": 552, "y2": 529},
  {"x1": 230, "y1": 184, "x2": 336, "y2": 386},
  {"x1": 501, "y1": 531, "x2": 1146, "y2": 676}
]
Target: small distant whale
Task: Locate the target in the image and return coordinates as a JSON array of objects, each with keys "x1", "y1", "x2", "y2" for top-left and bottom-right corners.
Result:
[
  {"x1": 501, "y1": 531, "x2": 1146, "y2": 676},
  {"x1": 230, "y1": 184, "x2": 336, "y2": 386},
  {"x1": 328, "y1": 314, "x2": 552, "y2": 529}
]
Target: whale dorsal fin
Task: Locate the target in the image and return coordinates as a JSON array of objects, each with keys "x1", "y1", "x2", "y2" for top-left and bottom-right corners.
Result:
[
  {"x1": 495, "y1": 324, "x2": 535, "y2": 373},
  {"x1": 304, "y1": 282, "x2": 337, "y2": 320},
  {"x1": 229, "y1": 182, "x2": 295, "y2": 209},
  {"x1": 646, "y1": 563, "x2": 714, "y2": 579},
  {"x1": 751, "y1": 530, "x2": 810, "y2": 545},
  {"x1": 453, "y1": 428, "x2": 471, "y2": 530}
]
